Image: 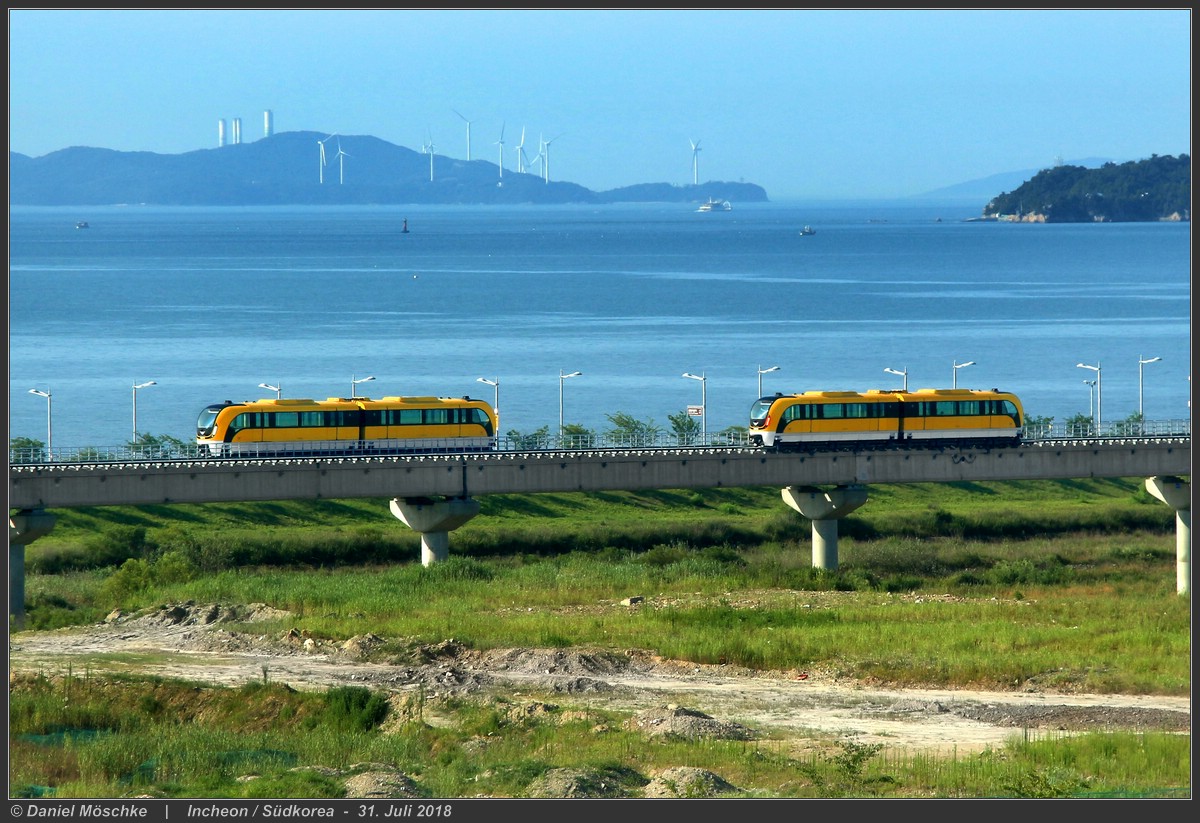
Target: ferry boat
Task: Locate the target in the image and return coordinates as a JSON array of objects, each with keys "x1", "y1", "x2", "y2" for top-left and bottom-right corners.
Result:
[
  {"x1": 799, "y1": 225, "x2": 816, "y2": 236},
  {"x1": 697, "y1": 198, "x2": 732, "y2": 213},
  {"x1": 75, "y1": 221, "x2": 90, "y2": 229}
]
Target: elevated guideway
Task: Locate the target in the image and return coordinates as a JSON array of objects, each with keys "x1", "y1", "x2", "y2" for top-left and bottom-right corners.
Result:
[
  {"x1": 9, "y1": 439, "x2": 1190, "y2": 508},
  {"x1": 9, "y1": 437, "x2": 1192, "y2": 626}
]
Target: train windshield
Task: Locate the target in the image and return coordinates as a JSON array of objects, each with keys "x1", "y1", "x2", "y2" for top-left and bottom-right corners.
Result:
[
  {"x1": 196, "y1": 405, "x2": 224, "y2": 437},
  {"x1": 749, "y1": 399, "x2": 774, "y2": 424}
]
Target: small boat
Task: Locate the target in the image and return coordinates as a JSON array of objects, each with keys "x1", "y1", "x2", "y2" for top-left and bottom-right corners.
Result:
[
  {"x1": 697, "y1": 198, "x2": 732, "y2": 213},
  {"x1": 75, "y1": 221, "x2": 90, "y2": 229},
  {"x1": 799, "y1": 225, "x2": 816, "y2": 236}
]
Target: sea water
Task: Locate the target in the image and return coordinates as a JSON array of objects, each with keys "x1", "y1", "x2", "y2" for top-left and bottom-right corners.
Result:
[{"x1": 8, "y1": 202, "x2": 1191, "y2": 448}]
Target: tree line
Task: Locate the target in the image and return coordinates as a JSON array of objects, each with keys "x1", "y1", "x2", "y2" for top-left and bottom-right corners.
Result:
[{"x1": 983, "y1": 154, "x2": 1189, "y2": 222}]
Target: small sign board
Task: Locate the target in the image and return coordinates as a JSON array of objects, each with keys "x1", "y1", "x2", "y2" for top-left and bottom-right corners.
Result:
[{"x1": 687, "y1": 405, "x2": 704, "y2": 416}]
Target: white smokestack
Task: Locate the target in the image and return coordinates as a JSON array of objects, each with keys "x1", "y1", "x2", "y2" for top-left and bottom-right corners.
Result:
[
  {"x1": 218, "y1": 119, "x2": 226, "y2": 148},
  {"x1": 263, "y1": 109, "x2": 274, "y2": 138},
  {"x1": 232, "y1": 118, "x2": 242, "y2": 145}
]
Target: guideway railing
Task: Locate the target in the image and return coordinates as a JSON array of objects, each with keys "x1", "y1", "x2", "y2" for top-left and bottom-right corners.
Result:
[{"x1": 8, "y1": 419, "x2": 1191, "y2": 466}]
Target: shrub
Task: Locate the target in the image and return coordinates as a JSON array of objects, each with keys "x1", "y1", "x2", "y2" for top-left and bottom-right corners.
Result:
[
  {"x1": 153, "y1": 550, "x2": 197, "y2": 584},
  {"x1": 100, "y1": 558, "x2": 154, "y2": 605},
  {"x1": 321, "y1": 686, "x2": 388, "y2": 732}
]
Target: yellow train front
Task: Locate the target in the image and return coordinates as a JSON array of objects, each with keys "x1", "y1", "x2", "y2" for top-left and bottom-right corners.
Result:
[
  {"x1": 748, "y1": 388, "x2": 1024, "y2": 451},
  {"x1": 195, "y1": 395, "x2": 497, "y2": 457}
]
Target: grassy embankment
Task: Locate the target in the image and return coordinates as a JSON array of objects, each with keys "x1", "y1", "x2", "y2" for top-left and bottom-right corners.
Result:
[{"x1": 10, "y1": 477, "x2": 1191, "y2": 798}]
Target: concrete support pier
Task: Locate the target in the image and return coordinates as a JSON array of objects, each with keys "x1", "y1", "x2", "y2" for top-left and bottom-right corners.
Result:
[
  {"x1": 781, "y1": 484, "x2": 869, "y2": 570},
  {"x1": 9, "y1": 508, "x2": 57, "y2": 629},
  {"x1": 1144, "y1": 476, "x2": 1191, "y2": 596},
  {"x1": 389, "y1": 496, "x2": 481, "y2": 566}
]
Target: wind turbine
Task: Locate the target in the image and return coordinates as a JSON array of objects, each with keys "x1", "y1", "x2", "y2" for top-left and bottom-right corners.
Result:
[
  {"x1": 425, "y1": 132, "x2": 436, "y2": 182},
  {"x1": 514, "y1": 126, "x2": 528, "y2": 174},
  {"x1": 690, "y1": 139, "x2": 702, "y2": 185},
  {"x1": 494, "y1": 121, "x2": 505, "y2": 182},
  {"x1": 317, "y1": 134, "x2": 336, "y2": 184},
  {"x1": 453, "y1": 109, "x2": 474, "y2": 161},
  {"x1": 542, "y1": 134, "x2": 563, "y2": 183},
  {"x1": 536, "y1": 134, "x2": 547, "y2": 182},
  {"x1": 335, "y1": 139, "x2": 350, "y2": 184}
]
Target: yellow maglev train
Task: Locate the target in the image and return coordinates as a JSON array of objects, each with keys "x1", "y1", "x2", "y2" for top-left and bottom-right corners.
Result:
[
  {"x1": 748, "y1": 388, "x2": 1024, "y2": 451},
  {"x1": 196, "y1": 395, "x2": 497, "y2": 457}
]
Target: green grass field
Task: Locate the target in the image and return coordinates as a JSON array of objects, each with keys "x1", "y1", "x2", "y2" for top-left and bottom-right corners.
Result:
[{"x1": 9, "y1": 477, "x2": 1191, "y2": 797}]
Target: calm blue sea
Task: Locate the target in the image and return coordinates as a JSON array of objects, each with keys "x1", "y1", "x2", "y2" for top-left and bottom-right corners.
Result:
[{"x1": 8, "y1": 202, "x2": 1192, "y2": 448}]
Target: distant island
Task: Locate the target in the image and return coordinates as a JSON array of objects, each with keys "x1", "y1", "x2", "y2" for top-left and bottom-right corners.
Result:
[
  {"x1": 8, "y1": 130, "x2": 769, "y2": 207},
  {"x1": 980, "y1": 154, "x2": 1189, "y2": 223}
]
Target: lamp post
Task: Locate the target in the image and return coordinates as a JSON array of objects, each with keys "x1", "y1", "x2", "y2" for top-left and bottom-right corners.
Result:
[
  {"x1": 757, "y1": 364, "x2": 779, "y2": 397},
  {"x1": 952, "y1": 360, "x2": 975, "y2": 389},
  {"x1": 132, "y1": 380, "x2": 156, "y2": 440},
  {"x1": 351, "y1": 375, "x2": 375, "y2": 398},
  {"x1": 1076, "y1": 362, "x2": 1101, "y2": 431},
  {"x1": 884, "y1": 366, "x2": 908, "y2": 391},
  {"x1": 258, "y1": 382, "x2": 282, "y2": 399},
  {"x1": 682, "y1": 372, "x2": 707, "y2": 442},
  {"x1": 476, "y1": 377, "x2": 499, "y2": 430},
  {"x1": 559, "y1": 370, "x2": 582, "y2": 443},
  {"x1": 28, "y1": 388, "x2": 51, "y2": 458},
  {"x1": 1138, "y1": 356, "x2": 1161, "y2": 419}
]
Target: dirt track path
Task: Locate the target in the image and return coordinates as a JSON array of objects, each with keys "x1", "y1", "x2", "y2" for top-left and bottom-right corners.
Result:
[{"x1": 9, "y1": 603, "x2": 1191, "y2": 754}]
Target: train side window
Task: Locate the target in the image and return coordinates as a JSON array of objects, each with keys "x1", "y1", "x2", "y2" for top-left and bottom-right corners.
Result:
[
  {"x1": 296, "y1": 412, "x2": 320, "y2": 427},
  {"x1": 425, "y1": 408, "x2": 449, "y2": 425},
  {"x1": 468, "y1": 408, "x2": 494, "y2": 433},
  {"x1": 399, "y1": 409, "x2": 422, "y2": 425},
  {"x1": 231, "y1": 412, "x2": 262, "y2": 432},
  {"x1": 846, "y1": 403, "x2": 867, "y2": 419},
  {"x1": 823, "y1": 404, "x2": 844, "y2": 419}
]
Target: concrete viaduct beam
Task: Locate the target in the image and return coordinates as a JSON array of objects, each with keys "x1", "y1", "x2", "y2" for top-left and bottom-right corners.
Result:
[
  {"x1": 1144, "y1": 476, "x2": 1191, "y2": 596},
  {"x1": 9, "y1": 508, "x2": 57, "y2": 629},
  {"x1": 389, "y1": 496, "x2": 480, "y2": 566},
  {"x1": 781, "y1": 484, "x2": 869, "y2": 571}
]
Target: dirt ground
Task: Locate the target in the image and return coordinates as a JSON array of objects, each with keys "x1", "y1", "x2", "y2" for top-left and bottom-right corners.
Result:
[{"x1": 8, "y1": 601, "x2": 1191, "y2": 757}]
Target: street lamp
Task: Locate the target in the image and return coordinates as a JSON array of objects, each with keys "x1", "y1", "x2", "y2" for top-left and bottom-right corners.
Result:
[
  {"x1": 559, "y1": 370, "x2": 582, "y2": 442},
  {"x1": 28, "y1": 388, "x2": 52, "y2": 457},
  {"x1": 757, "y1": 364, "x2": 780, "y2": 397},
  {"x1": 682, "y1": 372, "x2": 707, "y2": 442},
  {"x1": 476, "y1": 377, "x2": 499, "y2": 430},
  {"x1": 952, "y1": 360, "x2": 976, "y2": 389},
  {"x1": 1076, "y1": 362, "x2": 1101, "y2": 431},
  {"x1": 351, "y1": 375, "x2": 375, "y2": 398},
  {"x1": 132, "y1": 380, "x2": 156, "y2": 440},
  {"x1": 258, "y1": 382, "x2": 282, "y2": 399},
  {"x1": 883, "y1": 366, "x2": 908, "y2": 391},
  {"x1": 1138, "y1": 356, "x2": 1161, "y2": 419}
]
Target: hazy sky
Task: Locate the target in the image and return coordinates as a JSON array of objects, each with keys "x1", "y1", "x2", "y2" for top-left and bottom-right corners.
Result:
[{"x1": 7, "y1": 8, "x2": 1191, "y2": 199}]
